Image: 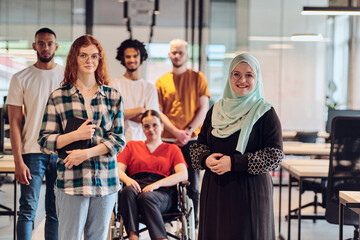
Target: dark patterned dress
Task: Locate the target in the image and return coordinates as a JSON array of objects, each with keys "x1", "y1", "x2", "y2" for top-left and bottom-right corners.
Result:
[{"x1": 190, "y1": 107, "x2": 284, "y2": 240}]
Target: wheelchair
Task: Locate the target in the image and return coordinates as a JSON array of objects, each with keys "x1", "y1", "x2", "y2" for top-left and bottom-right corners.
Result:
[{"x1": 109, "y1": 181, "x2": 196, "y2": 240}]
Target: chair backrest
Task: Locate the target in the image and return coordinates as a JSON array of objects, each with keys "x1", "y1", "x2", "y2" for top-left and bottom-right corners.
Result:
[
  {"x1": 0, "y1": 108, "x2": 4, "y2": 153},
  {"x1": 325, "y1": 116, "x2": 360, "y2": 225},
  {"x1": 326, "y1": 109, "x2": 360, "y2": 133},
  {"x1": 296, "y1": 131, "x2": 318, "y2": 143}
]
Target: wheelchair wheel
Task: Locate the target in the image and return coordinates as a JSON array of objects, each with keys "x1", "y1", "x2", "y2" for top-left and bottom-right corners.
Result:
[
  {"x1": 107, "y1": 211, "x2": 116, "y2": 240},
  {"x1": 111, "y1": 213, "x2": 125, "y2": 240},
  {"x1": 115, "y1": 216, "x2": 125, "y2": 240},
  {"x1": 185, "y1": 196, "x2": 196, "y2": 240},
  {"x1": 180, "y1": 214, "x2": 188, "y2": 240}
]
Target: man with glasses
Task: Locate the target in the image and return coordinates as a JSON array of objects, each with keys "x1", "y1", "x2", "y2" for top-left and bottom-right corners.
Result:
[
  {"x1": 6, "y1": 28, "x2": 63, "y2": 240},
  {"x1": 111, "y1": 39, "x2": 159, "y2": 142},
  {"x1": 156, "y1": 39, "x2": 210, "y2": 227}
]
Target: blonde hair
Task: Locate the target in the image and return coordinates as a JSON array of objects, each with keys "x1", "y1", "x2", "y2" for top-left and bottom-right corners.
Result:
[{"x1": 169, "y1": 39, "x2": 188, "y2": 49}]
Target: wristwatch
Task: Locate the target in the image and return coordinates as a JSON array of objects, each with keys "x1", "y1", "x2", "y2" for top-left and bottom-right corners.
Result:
[{"x1": 188, "y1": 126, "x2": 193, "y2": 132}]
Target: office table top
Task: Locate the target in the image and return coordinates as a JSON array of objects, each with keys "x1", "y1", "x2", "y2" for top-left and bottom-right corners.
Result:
[
  {"x1": 280, "y1": 159, "x2": 329, "y2": 171},
  {"x1": 4, "y1": 139, "x2": 11, "y2": 150},
  {"x1": 0, "y1": 155, "x2": 15, "y2": 172},
  {"x1": 340, "y1": 191, "x2": 360, "y2": 204},
  {"x1": 283, "y1": 142, "x2": 331, "y2": 156},
  {"x1": 0, "y1": 161, "x2": 15, "y2": 172},
  {"x1": 288, "y1": 165, "x2": 329, "y2": 178},
  {"x1": 282, "y1": 131, "x2": 330, "y2": 139}
]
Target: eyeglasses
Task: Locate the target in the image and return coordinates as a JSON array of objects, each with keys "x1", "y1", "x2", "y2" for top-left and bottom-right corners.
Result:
[
  {"x1": 78, "y1": 53, "x2": 101, "y2": 62},
  {"x1": 143, "y1": 123, "x2": 160, "y2": 131},
  {"x1": 231, "y1": 71, "x2": 255, "y2": 81}
]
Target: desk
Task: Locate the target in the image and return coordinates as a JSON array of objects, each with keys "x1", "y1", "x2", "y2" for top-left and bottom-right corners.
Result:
[
  {"x1": 278, "y1": 159, "x2": 329, "y2": 239},
  {"x1": 4, "y1": 138, "x2": 11, "y2": 151},
  {"x1": 282, "y1": 131, "x2": 330, "y2": 140},
  {"x1": 0, "y1": 155, "x2": 16, "y2": 240},
  {"x1": 283, "y1": 142, "x2": 330, "y2": 156},
  {"x1": 286, "y1": 164, "x2": 328, "y2": 240},
  {"x1": 339, "y1": 191, "x2": 360, "y2": 240}
]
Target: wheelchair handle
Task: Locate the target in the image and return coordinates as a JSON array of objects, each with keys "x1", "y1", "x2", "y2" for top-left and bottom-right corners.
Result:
[{"x1": 180, "y1": 181, "x2": 190, "y2": 187}]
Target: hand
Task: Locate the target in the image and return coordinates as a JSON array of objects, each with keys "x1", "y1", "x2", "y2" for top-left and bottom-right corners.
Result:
[
  {"x1": 207, "y1": 154, "x2": 231, "y2": 175},
  {"x1": 142, "y1": 182, "x2": 160, "y2": 192},
  {"x1": 76, "y1": 119, "x2": 96, "y2": 140},
  {"x1": 125, "y1": 178, "x2": 142, "y2": 193},
  {"x1": 131, "y1": 107, "x2": 146, "y2": 123},
  {"x1": 63, "y1": 149, "x2": 89, "y2": 169},
  {"x1": 134, "y1": 107, "x2": 146, "y2": 115},
  {"x1": 174, "y1": 129, "x2": 191, "y2": 147},
  {"x1": 131, "y1": 114, "x2": 143, "y2": 123},
  {"x1": 205, "y1": 153, "x2": 223, "y2": 169},
  {"x1": 15, "y1": 161, "x2": 31, "y2": 185},
  {"x1": 184, "y1": 128, "x2": 193, "y2": 137}
]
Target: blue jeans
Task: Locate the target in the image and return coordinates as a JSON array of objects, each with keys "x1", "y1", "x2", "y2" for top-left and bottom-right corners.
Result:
[
  {"x1": 55, "y1": 189, "x2": 117, "y2": 240},
  {"x1": 17, "y1": 153, "x2": 58, "y2": 240}
]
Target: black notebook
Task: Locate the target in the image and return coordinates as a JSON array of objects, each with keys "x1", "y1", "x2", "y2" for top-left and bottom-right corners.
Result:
[{"x1": 58, "y1": 116, "x2": 91, "y2": 159}]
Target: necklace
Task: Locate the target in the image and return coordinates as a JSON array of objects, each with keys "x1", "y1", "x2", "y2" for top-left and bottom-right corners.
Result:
[{"x1": 75, "y1": 81, "x2": 98, "y2": 92}]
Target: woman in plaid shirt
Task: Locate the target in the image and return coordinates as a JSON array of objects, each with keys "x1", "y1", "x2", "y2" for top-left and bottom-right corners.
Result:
[{"x1": 38, "y1": 35, "x2": 126, "y2": 240}]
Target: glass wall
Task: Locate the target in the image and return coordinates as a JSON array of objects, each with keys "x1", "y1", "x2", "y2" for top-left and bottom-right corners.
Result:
[
  {"x1": 326, "y1": 16, "x2": 350, "y2": 109},
  {"x1": 0, "y1": 0, "x2": 358, "y2": 132},
  {"x1": 207, "y1": 0, "x2": 330, "y2": 131}
]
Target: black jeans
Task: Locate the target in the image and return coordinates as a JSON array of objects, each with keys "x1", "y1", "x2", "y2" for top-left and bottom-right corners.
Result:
[{"x1": 119, "y1": 173, "x2": 176, "y2": 239}]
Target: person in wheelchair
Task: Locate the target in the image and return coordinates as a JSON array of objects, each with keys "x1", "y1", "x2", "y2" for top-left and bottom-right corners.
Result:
[{"x1": 117, "y1": 110, "x2": 188, "y2": 240}]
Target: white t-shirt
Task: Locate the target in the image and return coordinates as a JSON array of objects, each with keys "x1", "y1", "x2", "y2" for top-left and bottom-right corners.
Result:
[
  {"x1": 6, "y1": 64, "x2": 64, "y2": 154},
  {"x1": 110, "y1": 76, "x2": 159, "y2": 142}
]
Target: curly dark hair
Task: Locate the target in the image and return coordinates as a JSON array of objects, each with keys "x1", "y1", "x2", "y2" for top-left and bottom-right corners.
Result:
[{"x1": 115, "y1": 39, "x2": 148, "y2": 66}]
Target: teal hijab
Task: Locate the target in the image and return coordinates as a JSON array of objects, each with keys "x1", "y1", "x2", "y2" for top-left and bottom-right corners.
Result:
[{"x1": 211, "y1": 53, "x2": 272, "y2": 154}]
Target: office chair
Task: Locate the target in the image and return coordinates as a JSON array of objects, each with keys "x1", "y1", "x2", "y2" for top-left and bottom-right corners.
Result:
[
  {"x1": 325, "y1": 116, "x2": 360, "y2": 240},
  {"x1": 296, "y1": 131, "x2": 318, "y2": 143},
  {"x1": 289, "y1": 131, "x2": 326, "y2": 222}
]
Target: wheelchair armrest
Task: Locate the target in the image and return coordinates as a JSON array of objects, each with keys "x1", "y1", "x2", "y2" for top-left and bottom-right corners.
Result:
[{"x1": 179, "y1": 181, "x2": 190, "y2": 187}]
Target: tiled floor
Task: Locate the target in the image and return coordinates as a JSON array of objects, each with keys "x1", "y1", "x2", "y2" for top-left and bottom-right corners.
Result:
[{"x1": 0, "y1": 176, "x2": 357, "y2": 240}]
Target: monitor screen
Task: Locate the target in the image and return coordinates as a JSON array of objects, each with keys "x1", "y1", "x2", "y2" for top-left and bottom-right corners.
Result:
[{"x1": 326, "y1": 109, "x2": 360, "y2": 133}]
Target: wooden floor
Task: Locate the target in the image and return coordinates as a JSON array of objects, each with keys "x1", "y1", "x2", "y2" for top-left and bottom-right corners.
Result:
[{"x1": 0, "y1": 178, "x2": 356, "y2": 240}]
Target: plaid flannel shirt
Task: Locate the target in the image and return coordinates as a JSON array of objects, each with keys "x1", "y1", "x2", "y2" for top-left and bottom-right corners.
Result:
[{"x1": 38, "y1": 84, "x2": 126, "y2": 197}]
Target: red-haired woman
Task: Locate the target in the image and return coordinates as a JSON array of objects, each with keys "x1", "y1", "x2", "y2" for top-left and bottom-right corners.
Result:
[{"x1": 38, "y1": 35, "x2": 126, "y2": 240}]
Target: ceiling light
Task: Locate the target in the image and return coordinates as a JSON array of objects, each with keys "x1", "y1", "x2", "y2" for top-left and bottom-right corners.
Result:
[
  {"x1": 268, "y1": 44, "x2": 293, "y2": 49},
  {"x1": 123, "y1": 1, "x2": 128, "y2": 21},
  {"x1": 154, "y1": 0, "x2": 159, "y2": 15},
  {"x1": 302, "y1": 7, "x2": 360, "y2": 16},
  {"x1": 291, "y1": 33, "x2": 324, "y2": 42},
  {"x1": 248, "y1": 36, "x2": 291, "y2": 41}
]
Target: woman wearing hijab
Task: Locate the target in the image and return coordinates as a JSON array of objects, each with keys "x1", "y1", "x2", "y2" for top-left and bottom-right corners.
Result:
[{"x1": 190, "y1": 53, "x2": 284, "y2": 240}]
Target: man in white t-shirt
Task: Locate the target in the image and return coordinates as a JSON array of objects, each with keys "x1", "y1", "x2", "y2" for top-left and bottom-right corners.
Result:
[
  {"x1": 110, "y1": 39, "x2": 159, "y2": 142},
  {"x1": 6, "y1": 28, "x2": 64, "y2": 240}
]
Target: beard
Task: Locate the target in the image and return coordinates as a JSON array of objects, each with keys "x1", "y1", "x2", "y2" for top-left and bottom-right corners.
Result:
[
  {"x1": 127, "y1": 67, "x2": 138, "y2": 73},
  {"x1": 172, "y1": 63, "x2": 184, "y2": 68},
  {"x1": 172, "y1": 60, "x2": 185, "y2": 68},
  {"x1": 37, "y1": 52, "x2": 55, "y2": 63}
]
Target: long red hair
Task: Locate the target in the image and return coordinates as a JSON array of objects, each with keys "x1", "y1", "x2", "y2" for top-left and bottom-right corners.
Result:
[{"x1": 62, "y1": 35, "x2": 110, "y2": 86}]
